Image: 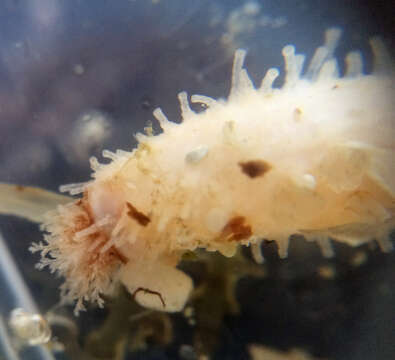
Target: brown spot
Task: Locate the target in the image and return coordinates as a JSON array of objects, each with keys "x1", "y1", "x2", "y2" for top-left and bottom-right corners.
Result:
[
  {"x1": 74, "y1": 214, "x2": 91, "y2": 232},
  {"x1": 221, "y1": 216, "x2": 252, "y2": 241},
  {"x1": 108, "y1": 246, "x2": 128, "y2": 264},
  {"x1": 332, "y1": 84, "x2": 339, "y2": 90},
  {"x1": 73, "y1": 194, "x2": 94, "y2": 231},
  {"x1": 126, "y1": 202, "x2": 151, "y2": 226},
  {"x1": 15, "y1": 185, "x2": 25, "y2": 191},
  {"x1": 132, "y1": 287, "x2": 166, "y2": 308},
  {"x1": 238, "y1": 160, "x2": 272, "y2": 178},
  {"x1": 86, "y1": 236, "x2": 127, "y2": 267}
]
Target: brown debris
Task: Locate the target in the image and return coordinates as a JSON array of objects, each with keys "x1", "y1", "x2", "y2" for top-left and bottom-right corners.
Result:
[
  {"x1": 108, "y1": 246, "x2": 128, "y2": 264},
  {"x1": 126, "y1": 202, "x2": 151, "y2": 226},
  {"x1": 73, "y1": 194, "x2": 94, "y2": 232},
  {"x1": 238, "y1": 159, "x2": 272, "y2": 178},
  {"x1": 72, "y1": 195, "x2": 126, "y2": 267},
  {"x1": 221, "y1": 216, "x2": 252, "y2": 241},
  {"x1": 132, "y1": 287, "x2": 166, "y2": 308}
]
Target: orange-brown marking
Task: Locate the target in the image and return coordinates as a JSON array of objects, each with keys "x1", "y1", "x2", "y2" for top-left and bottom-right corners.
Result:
[
  {"x1": 126, "y1": 202, "x2": 151, "y2": 226},
  {"x1": 132, "y1": 287, "x2": 166, "y2": 308},
  {"x1": 86, "y1": 237, "x2": 127, "y2": 267},
  {"x1": 108, "y1": 246, "x2": 128, "y2": 264},
  {"x1": 238, "y1": 160, "x2": 272, "y2": 179},
  {"x1": 72, "y1": 195, "x2": 93, "y2": 232},
  {"x1": 15, "y1": 185, "x2": 25, "y2": 191},
  {"x1": 221, "y1": 216, "x2": 252, "y2": 241},
  {"x1": 332, "y1": 84, "x2": 339, "y2": 90},
  {"x1": 73, "y1": 215, "x2": 91, "y2": 232},
  {"x1": 57, "y1": 191, "x2": 124, "y2": 276}
]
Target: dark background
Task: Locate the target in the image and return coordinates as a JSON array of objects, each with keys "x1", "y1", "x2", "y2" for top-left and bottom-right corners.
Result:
[{"x1": 0, "y1": 1, "x2": 394, "y2": 359}]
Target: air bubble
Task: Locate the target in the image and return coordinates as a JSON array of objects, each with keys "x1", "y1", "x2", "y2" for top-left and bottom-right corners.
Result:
[{"x1": 9, "y1": 308, "x2": 51, "y2": 345}]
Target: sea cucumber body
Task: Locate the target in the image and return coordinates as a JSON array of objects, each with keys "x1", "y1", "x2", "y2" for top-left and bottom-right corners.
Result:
[
  {"x1": 91, "y1": 74, "x2": 394, "y2": 257},
  {"x1": 33, "y1": 30, "x2": 395, "y2": 313}
]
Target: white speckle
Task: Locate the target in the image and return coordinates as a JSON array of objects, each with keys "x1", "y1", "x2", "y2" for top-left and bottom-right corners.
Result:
[
  {"x1": 67, "y1": 110, "x2": 112, "y2": 163},
  {"x1": 303, "y1": 174, "x2": 316, "y2": 190},
  {"x1": 185, "y1": 145, "x2": 209, "y2": 164},
  {"x1": 73, "y1": 64, "x2": 85, "y2": 75},
  {"x1": 126, "y1": 182, "x2": 137, "y2": 190},
  {"x1": 243, "y1": 1, "x2": 261, "y2": 16}
]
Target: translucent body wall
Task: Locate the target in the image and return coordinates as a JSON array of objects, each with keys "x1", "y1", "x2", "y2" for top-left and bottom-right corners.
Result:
[{"x1": 0, "y1": 1, "x2": 394, "y2": 360}]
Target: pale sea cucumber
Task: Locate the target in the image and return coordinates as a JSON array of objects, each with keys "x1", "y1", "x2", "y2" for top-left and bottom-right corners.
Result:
[{"x1": 15, "y1": 28, "x2": 394, "y2": 314}]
